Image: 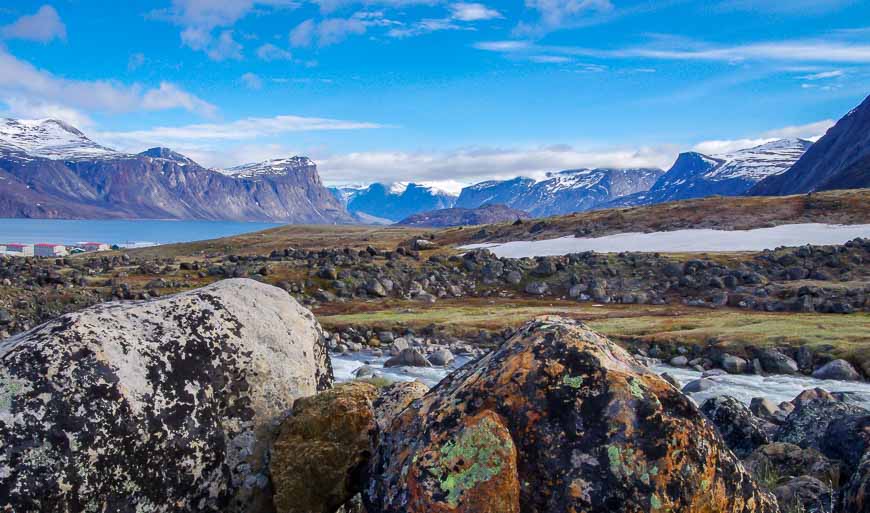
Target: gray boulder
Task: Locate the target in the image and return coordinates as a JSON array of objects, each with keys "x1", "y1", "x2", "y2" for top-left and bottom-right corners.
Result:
[
  {"x1": 524, "y1": 281, "x2": 549, "y2": 295},
  {"x1": 0, "y1": 279, "x2": 333, "y2": 513},
  {"x1": 428, "y1": 349, "x2": 455, "y2": 367},
  {"x1": 384, "y1": 348, "x2": 432, "y2": 368},
  {"x1": 700, "y1": 395, "x2": 772, "y2": 458},
  {"x1": 758, "y1": 349, "x2": 799, "y2": 375},
  {"x1": 682, "y1": 378, "x2": 715, "y2": 393},
  {"x1": 812, "y1": 359, "x2": 862, "y2": 381},
  {"x1": 721, "y1": 354, "x2": 747, "y2": 374}
]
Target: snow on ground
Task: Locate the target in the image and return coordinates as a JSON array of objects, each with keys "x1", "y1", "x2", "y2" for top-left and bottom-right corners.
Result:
[{"x1": 460, "y1": 223, "x2": 870, "y2": 257}]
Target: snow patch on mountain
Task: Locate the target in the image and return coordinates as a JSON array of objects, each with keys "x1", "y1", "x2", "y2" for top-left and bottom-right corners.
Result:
[
  {"x1": 0, "y1": 118, "x2": 122, "y2": 161},
  {"x1": 221, "y1": 156, "x2": 316, "y2": 178},
  {"x1": 706, "y1": 138, "x2": 813, "y2": 182}
]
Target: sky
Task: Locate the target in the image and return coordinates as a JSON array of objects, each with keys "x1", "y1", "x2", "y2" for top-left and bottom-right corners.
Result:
[{"x1": 1, "y1": 1, "x2": 869, "y2": 190}]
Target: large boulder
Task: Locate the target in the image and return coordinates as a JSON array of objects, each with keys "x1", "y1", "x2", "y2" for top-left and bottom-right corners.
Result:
[
  {"x1": 775, "y1": 394, "x2": 868, "y2": 451},
  {"x1": 270, "y1": 382, "x2": 379, "y2": 513},
  {"x1": 365, "y1": 317, "x2": 777, "y2": 513},
  {"x1": 0, "y1": 278, "x2": 333, "y2": 513},
  {"x1": 757, "y1": 349, "x2": 799, "y2": 375},
  {"x1": 372, "y1": 381, "x2": 429, "y2": 431},
  {"x1": 844, "y1": 451, "x2": 870, "y2": 513},
  {"x1": 700, "y1": 396, "x2": 772, "y2": 458},
  {"x1": 812, "y1": 359, "x2": 862, "y2": 382},
  {"x1": 743, "y1": 443, "x2": 839, "y2": 486}
]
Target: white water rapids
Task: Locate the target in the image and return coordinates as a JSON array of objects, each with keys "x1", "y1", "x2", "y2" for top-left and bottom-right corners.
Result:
[{"x1": 331, "y1": 352, "x2": 870, "y2": 410}]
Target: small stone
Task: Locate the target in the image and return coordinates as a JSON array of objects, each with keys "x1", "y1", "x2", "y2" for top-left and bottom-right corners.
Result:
[{"x1": 682, "y1": 378, "x2": 715, "y2": 394}]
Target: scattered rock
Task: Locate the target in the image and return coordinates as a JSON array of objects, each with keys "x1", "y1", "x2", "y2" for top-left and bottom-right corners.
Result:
[
  {"x1": 524, "y1": 281, "x2": 549, "y2": 295},
  {"x1": 773, "y1": 476, "x2": 833, "y2": 513},
  {"x1": 682, "y1": 378, "x2": 715, "y2": 393},
  {"x1": 270, "y1": 383, "x2": 378, "y2": 513},
  {"x1": 700, "y1": 395, "x2": 772, "y2": 458},
  {"x1": 428, "y1": 348, "x2": 455, "y2": 367},
  {"x1": 744, "y1": 443, "x2": 840, "y2": 485},
  {"x1": 670, "y1": 355, "x2": 689, "y2": 367},
  {"x1": 384, "y1": 348, "x2": 432, "y2": 368},
  {"x1": 812, "y1": 359, "x2": 862, "y2": 382},
  {"x1": 758, "y1": 349, "x2": 799, "y2": 375},
  {"x1": 366, "y1": 317, "x2": 777, "y2": 512},
  {"x1": 750, "y1": 397, "x2": 785, "y2": 424},
  {"x1": 722, "y1": 354, "x2": 748, "y2": 374}
]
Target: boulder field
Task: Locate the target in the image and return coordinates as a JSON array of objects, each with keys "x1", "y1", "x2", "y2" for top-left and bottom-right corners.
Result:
[{"x1": 0, "y1": 279, "x2": 333, "y2": 513}]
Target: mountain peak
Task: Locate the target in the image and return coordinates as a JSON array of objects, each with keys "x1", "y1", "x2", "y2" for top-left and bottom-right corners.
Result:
[
  {"x1": 222, "y1": 155, "x2": 316, "y2": 178},
  {"x1": 139, "y1": 147, "x2": 198, "y2": 166},
  {"x1": 0, "y1": 118, "x2": 120, "y2": 161}
]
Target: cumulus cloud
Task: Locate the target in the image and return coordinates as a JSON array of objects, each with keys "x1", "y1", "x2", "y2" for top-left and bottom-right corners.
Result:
[
  {"x1": 256, "y1": 43, "x2": 293, "y2": 61},
  {"x1": 1, "y1": 97, "x2": 94, "y2": 128},
  {"x1": 290, "y1": 19, "x2": 316, "y2": 47},
  {"x1": 241, "y1": 72, "x2": 263, "y2": 90},
  {"x1": 0, "y1": 48, "x2": 217, "y2": 117},
  {"x1": 762, "y1": 119, "x2": 836, "y2": 140},
  {"x1": 449, "y1": 3, "x2": 502, "y2": 22},
  {"x1": 516, "y1": 0, "x2": 614, "y2": 35},
  {"x1": 182, "y1": 29, "x2": 243, "y2": 61},
  {"x1": 1, "y1": 5, "x2": 67, "y2": 43},
  {"x1": 127, "y1": 53, "x2": 146, "y2": 71}
]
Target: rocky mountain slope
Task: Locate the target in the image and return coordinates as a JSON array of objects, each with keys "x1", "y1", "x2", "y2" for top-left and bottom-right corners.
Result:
[
  {"x1": 0, "y1": 118, "x2": 354, "y2": 223},
  {"x1": 332, "y1": 182, "x2": 458, "y2": 222},
  {"x1": 396, "y1": 203, "x2": 530, "y2": 227},
  {"x1": 751, "y1": 94, "x2": 870, "y2": 195},
  {"x1": 456, "y1": 168, "x2": 664, "y2": 217},
  {"x1": 609, "y1": 139, "x2": 811, "y2": 208}
]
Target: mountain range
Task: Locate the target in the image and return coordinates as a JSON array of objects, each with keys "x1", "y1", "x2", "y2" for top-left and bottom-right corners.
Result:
[
  {"x1": 396, "y1": 203, "x2": 529, "y2": 227},
  {"x1": 1, "y1": 94, "x2": 868, "y2": 224},
  {"x1": 330, "y1": 182, "x2": 458, "y2": 222},
  {"x1": 607, "y1": 138, "x2": 813, "y2": 208},
  {"x1": 456, "y1": 167, "x2": 665, "y2": 217},
  {"x1": 0, "y1": 119, "x2": 351, "y2": 223}
]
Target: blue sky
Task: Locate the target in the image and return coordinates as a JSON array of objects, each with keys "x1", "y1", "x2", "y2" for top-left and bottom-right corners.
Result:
[{"x1": 1, "y1": 1, "x2": 869, "y2": 189}]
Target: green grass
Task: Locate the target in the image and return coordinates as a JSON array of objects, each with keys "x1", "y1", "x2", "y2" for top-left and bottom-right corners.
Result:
[{"x1": 317, "y1": 300, "x2": 870, "y2": 371}]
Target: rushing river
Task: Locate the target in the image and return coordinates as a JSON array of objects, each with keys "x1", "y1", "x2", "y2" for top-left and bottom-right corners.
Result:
[{"x1": 331, "y1": 352, "x2": 870, "y2": 410}]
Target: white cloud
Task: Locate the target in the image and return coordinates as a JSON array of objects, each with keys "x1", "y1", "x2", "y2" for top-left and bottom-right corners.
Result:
[
  {"x1": 0, "y1": 49, "x2": 217, "y2": 117},
  {"x1": 241, "y1": 72, "x2": 264, "y2": 90},
  {"x1": 315, "y1": 144, "x2": 676, "y2": 185},
  {"x1": 450, "y1": 3, "x2": 502, "y2": 22},
  {"x1": 762, "y1": 119, "x2": 836, "y2": 140},
  {"x1": 290, "y1": 19, "x2": 316, "y2": 47},
  {"x1": 97, "y1": 114, "x2": 386, "y2": 155},
  {"x1": 1, "y1": 5, "x2": 67, "y2": 43},
  {"x1": 798, "y1": 70, "x2": 845, "y2": 80},
  {"x1": 128, "y1": 53, "x2": 146, "y2": 71},
  {"x1": 717, "y1": 0, "x2": 856, "y2": 14},
  {"x1": 388, "y1": 18, "x2": 463, "y2": 38},
  {"x1": 475, "y1": 37, "x2": 870, "y2": 64},
  {"x1": 516, "y1": 0, "x2": 614, "y2": 35},
  {"x1": 256, "y1": 43, "x2": 293, "y2": 61},
  {"x1": 1, "y1": 97, "x2": 93, "y2": 128},
  {"x1": 317, "y1": 17, "x2": 368, "y2": 45},
  {"x1": 160, "y1": 0, "x2": 299, "y2": 30},
  {"x1": 182, "y1": 29, "x2": 243, "y2": 61}
]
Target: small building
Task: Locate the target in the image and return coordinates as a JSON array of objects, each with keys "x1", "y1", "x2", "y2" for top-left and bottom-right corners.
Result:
[
  {"x1": 2, "y1": 243, "x2": 35, "y2": 257},
  {"x1": 82, "y1": 242, "x2": 110, "y2": 252},
  {"x1": 34, "y1": 244, "x2": 68, "y2": 257}
]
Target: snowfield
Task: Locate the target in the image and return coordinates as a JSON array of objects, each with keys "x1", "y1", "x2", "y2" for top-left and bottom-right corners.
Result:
[{"x1": 460, "y1": 223, "x2": 870, "y2": 257}]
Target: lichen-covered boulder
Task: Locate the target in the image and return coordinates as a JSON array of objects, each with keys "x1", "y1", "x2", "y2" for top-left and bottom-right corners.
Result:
[
  {"x1": 0, "y1": 278, "x2": 332, "y2": 513},
  {"x1": 366, "y1": 317, "x2": 777, "y2": 513},
  {"x1": 373, "y1": 381, "x2": 429, "y2": 431},
  {"x1": 844, "y1": 451, "x2": 870, "y2": 513},
  {"x1": 700, "y1": 395, "x2": 773, "y2": 458},
  {"x1": 270, "y1": 382, "x2": 379, "y2": 513},
  {"x1": 743, "y1": 443, "x2": 839, "y2": 486}
]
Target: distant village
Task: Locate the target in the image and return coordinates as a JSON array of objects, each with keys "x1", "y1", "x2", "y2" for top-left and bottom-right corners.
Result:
[{"x1": 0, "y1": 242, "x2": 111, "y2": 257}]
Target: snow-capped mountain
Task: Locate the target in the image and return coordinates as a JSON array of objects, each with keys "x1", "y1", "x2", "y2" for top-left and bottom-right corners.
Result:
[
  {"x1": 456, "y1": 168, "x2": 664, "y2": 218},
  {"x1": 221, "y1": 156, "x2": 317, "y2": 179},
  {"x1": 608, "y1": 138, "x2": 812, "y2": 208},
  {"x1": 332, "y1": 182, "x2": 459, "y2": 222},
  {"x1": 752, "y1": 94, "x2": 870, "y2": 195},
  {"x1": 0, "y1": 119, "x2": 353, "y2": 223},
  {"x1": 0, "y1": 118, "x2": 121, "y2": 161}
]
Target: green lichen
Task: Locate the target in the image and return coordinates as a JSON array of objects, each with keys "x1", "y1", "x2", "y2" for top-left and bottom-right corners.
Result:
[
  {"x1": 651, "y1": 494, "x2": 663, "y2": 510},
  {"x1": 562, "y1": 375, "x2": 584, "y2": 389},
  {"x1": 0, "y1": 372, "x2": 27, "y2": 413},
  {"x1": 428, "y1": 416, "x2": 514, "y2": 507},
  {"x1": 628, "y1": 378, "x2": 645, "y2": 399}
]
